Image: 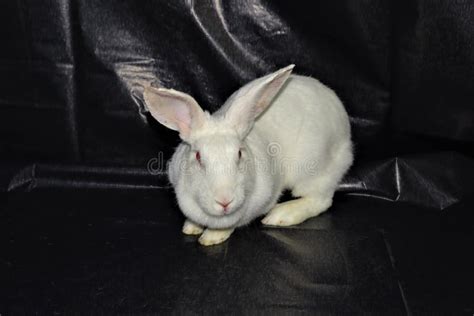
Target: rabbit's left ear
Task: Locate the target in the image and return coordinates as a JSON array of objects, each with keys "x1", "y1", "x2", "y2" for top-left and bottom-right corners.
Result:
[
  {"x1": 144, "y1": 87, "x2": 205, "y2": 141},
  {"x1": 225, "y1": 64, "x2": 294, "y2": 138}
]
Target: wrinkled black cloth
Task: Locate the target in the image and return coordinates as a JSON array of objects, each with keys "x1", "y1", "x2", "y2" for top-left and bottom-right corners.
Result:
[{"x1": 1, "y1": 192, "x2": 473, "y2": 314}]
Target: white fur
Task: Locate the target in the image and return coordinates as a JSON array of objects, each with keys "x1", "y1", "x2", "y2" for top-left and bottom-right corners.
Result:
[{"x1": 144, "y1": 65, "x2": 353, "y2": 246}]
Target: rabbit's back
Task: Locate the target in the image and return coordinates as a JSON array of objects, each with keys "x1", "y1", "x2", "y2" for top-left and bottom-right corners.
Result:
[{"x1": 252, "y1": 75, "x2": 352, "y2": 186}]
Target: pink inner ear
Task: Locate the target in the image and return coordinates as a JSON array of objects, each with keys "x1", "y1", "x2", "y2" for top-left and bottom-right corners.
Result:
[
  {"x1": 172, "y1": 103, "x2": 192, "y2": 138},
  {"x1": 255, "y1": 73, "x2": 291, "y2": 115},
  {"x1": 174, "y1": 104, "x2": 191, "y2": 126},
  {"x1": 145, "y1": 87, "x2": 205, "y2": 141}
]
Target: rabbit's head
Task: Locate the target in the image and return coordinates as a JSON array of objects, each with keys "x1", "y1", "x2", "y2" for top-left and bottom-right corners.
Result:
[{"x1": 144, "y1": 65, "x2": 294, "y2": 220}]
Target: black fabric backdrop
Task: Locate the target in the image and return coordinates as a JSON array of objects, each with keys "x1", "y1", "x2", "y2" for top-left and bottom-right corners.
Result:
[{"x1": 1, "y1": 0, "x2": 473, "y2": 210}]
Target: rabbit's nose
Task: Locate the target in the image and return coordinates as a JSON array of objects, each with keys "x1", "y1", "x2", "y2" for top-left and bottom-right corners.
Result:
[{"x1": 216, "y1": 199, "x2": 233, "y2": 209}]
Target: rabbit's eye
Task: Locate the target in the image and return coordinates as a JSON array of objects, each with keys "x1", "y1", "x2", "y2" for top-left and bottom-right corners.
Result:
[
  {"x1": 195, "y1": 151, "x2": 201, "y2": 164},
  {"x1": 238, "y1": 149, "x2": 242, "y2": 159}
]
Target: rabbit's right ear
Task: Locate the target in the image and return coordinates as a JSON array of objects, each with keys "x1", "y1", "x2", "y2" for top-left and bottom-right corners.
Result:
[
  {"x1": 144, "y1": 87, "x2": 205, "y2": 141},
  {"x1": 225, "y1": 65, "x2": 294, "y2": 138}
]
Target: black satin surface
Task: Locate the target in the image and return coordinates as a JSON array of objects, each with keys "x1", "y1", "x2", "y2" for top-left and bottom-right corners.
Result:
[{"x1": 1, "y1": 0, "x2": 473, "y2": 314}]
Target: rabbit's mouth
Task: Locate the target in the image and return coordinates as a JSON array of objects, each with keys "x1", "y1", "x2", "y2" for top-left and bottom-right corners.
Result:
[
  {"x1": 204, "y1": 199, "x2": 243, "y2": 218},
  {"x1": 208, "y1": 205, "x2": 234, "y2": 217},
  {"x1": 200, "y1": 206, "x2": 244, "y2": 229}
]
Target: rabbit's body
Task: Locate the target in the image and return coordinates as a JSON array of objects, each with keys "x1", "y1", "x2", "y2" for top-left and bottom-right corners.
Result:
[
  {"x1": 145, "y1": 66, "x2": 353, "y2": 246},
  {"x1": 246, "y1": 75, "x2": 352, "y2": 196}
]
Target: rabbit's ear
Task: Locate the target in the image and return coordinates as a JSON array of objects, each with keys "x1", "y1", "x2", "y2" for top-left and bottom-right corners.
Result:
[
  {"x1": 144, "y1": 87, "x2": 205, "y2": 141},
  {"x1": 226, "y1": 64, "x2": 294, "y2": 137}
]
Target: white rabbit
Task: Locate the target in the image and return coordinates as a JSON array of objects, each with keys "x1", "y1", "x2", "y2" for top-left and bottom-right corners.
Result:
[{"x1": 144, "y1": 65, "x2": 353, "y2": 246}]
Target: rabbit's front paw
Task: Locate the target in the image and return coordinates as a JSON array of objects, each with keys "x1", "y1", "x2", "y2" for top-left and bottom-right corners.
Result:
[
  {"x1": 198, "y1": 228, "x2": 234, "y2": 246},
  {"x1": 182, "y1": 219, "x2": 204, "y2": 235}
]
